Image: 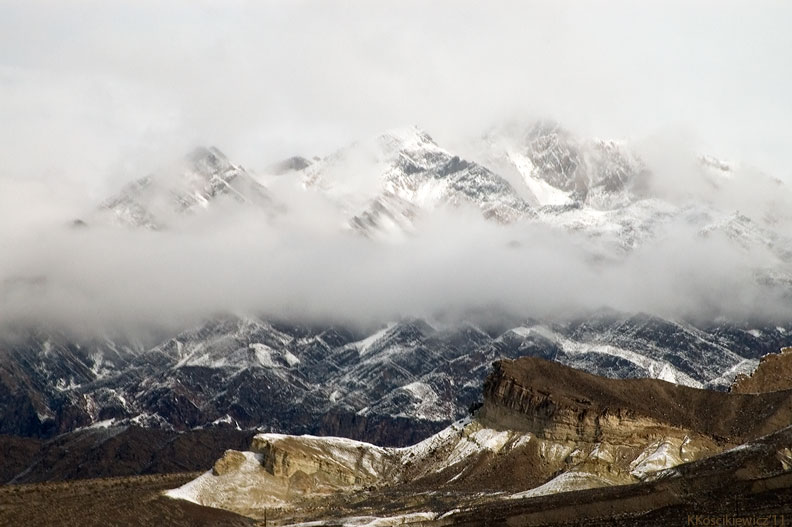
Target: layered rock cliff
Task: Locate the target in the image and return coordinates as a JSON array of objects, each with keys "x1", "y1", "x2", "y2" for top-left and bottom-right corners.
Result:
[
  {"x1": 481, "y1": 357, "x2": 792, "y2": 444},
  {"x1": 165, "y1": 356, "x2": 792, "y2": 524}
]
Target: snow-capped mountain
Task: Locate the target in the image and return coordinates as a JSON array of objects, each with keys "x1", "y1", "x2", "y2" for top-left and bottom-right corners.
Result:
[
  {"x1": 97, "y1": 146, "x2": 274, "y2": 229},
  {"x1": 300, "y1": 126, "x2": 532, "y2": 236},
  {"x1": 81, "y1": 122, "x2": 792, "y2": 271},
  {"x1": 252, "y1": 122, "x2": 791, "y2": 268},
  {"x1": 470, "y1": 122, "x2": 792, "y2": 266}
]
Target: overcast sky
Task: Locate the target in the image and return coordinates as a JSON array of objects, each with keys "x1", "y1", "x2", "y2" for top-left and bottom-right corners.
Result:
[{"x1": 1, "y1": 0, "x2": 790, "y2": 201}]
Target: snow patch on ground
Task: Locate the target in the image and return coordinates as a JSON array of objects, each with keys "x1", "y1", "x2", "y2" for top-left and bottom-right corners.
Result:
[
  {"x1": 510, "y1": 472, "x2": 618, "y2": 499},
  {"x1": 87, "y1": 419, "x2": 116, "y2": 429},
  {"x1": 442, "y1": 425, "x2": 514, "y2": 467},
  {"x1": 283, "y1": 350, "x2": 301, "y2": 366},
  {"x1": 211, "y1": 414, "x2": 240, "y2": 429},
  {"x1": 511, "y1": 433, "x2": 534, "y2": 450},
  {"x1": 165, "y1": 452, "x2": 276, "y2": 505},
  {"x1": 351, "y1": 323, "x2": 397, "y2": 355},
  {"x1": 630, "y1": 439, "x2": 683, "y2": 480}
]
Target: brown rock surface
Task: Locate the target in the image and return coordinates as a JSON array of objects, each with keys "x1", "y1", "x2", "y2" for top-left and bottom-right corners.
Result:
[
  {"x1": 213, "y1": 450, "x2": 249, "y2": 476},
  {"x1": 481, "y1": 356, "x2": 792, "y2": 444},
  {"x1": 732, "y1": 347, "x2": 792, "y2": 394}
]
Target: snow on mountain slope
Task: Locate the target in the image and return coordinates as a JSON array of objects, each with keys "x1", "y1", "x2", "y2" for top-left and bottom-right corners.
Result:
[
  {"x1": 301, "y1": 126, "x2": 532, "y2": 236},
  {"x1": 476, "y1": 121, "x2": 648, "y2": 210},
  {"x1": 98, "y1": 146, "x2": 274, "y2": 229},
  {"x1": 534, "y1": 197, "x2": 678, "y2": 253},
  {"x1": 83, "y1": 122, "x2": 792, "y2": 272},
  {"x1": 463, "y1": 121, "x2": 792, "y2": 264},
  {"x1": 4, "y1": 313, "x2": 789, "y2": 442}
]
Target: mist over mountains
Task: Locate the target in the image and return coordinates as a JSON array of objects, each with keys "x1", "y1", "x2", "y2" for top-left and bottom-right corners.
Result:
[
  {"x1": 3, "y1": 1, "x2": 791, "y2": 340},
  {"x1": 2, "y1": 122, "x2": 791, "y2": 337}
]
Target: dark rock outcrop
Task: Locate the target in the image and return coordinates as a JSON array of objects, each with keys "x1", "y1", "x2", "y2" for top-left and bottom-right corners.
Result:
[{"x1": 0, "y1": 427, "x2": 255, "y2": 484}]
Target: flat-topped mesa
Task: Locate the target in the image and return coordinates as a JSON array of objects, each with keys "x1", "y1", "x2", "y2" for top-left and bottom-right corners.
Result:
[{"x1": 479, "y1": 357, "x2": 792, "y2": 445}]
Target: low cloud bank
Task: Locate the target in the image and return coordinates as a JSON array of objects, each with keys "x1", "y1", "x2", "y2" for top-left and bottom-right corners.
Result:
[{"x1": 2, "y1": 188, "x2": 789, "y2": 337}]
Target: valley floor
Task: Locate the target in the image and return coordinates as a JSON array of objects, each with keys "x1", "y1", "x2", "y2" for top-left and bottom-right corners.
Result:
[
  {"x1": 0, "y1": 473, "x2": 255, "y2": 527},
  {"x1": 2, "y1": 470, "x2": 791, "y2": 527}
]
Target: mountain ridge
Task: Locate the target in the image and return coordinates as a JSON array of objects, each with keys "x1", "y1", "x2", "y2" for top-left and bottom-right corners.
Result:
[{"x1": 2, "y1": 314, "x2": 789, "y2": 443}]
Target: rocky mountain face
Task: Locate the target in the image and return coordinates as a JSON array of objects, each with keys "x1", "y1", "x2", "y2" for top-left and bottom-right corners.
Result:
[
  {"x1": 299, "y1": 126, "x2": 532, "y2": 237},
  {"x1": 2, "y1": 315, "x2": 789, "y2": 445},
  {"x1": 480, "y1": 357, "x2": 791, "y2": 444},
  {"x1": 163, "y1": 354, "x2": 792, "y2": 524}
]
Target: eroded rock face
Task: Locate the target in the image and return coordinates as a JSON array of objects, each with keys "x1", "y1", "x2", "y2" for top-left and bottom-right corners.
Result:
[
  {"x1": 165, "y1": 435, "x2": 400, "y2": 516},
  {"x1": 250, "y1": 434, "x2": 396, "y2": 488},
  {"x1": 165, "y1": 420, "x2": 721, "y2": 521},
  {"x1": 166, "y1": 356, "x2": 792, "y2": 523},
  {"x1": 480, "y1": 371, "x2": 697, "y2": 445},
  {"x1": 481, "y1": 357, "x2": 792, "y2": 444},
  {"x1": 213, "y1": 450, "x2": 248, "y2": 476},
  {"x1": 732, "y1": 347, "x2": 792, "y2": 394}
]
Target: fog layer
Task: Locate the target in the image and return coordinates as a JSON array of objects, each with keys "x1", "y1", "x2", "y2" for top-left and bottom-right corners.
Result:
[{"x1": 2, "y1": 183, "x2": 790, "y2": 334}]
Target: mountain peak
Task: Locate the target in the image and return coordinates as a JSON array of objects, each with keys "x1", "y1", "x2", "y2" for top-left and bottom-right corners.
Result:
[
  {"x1": 377, "y1": 125, "x2": 442, "y2": 154},
  {"x1": 186, "y1": 146, "x2": 234, "y2": 179},
  {"x1": 96, "y1": 147, "x2": 272, "y2": 229}
]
